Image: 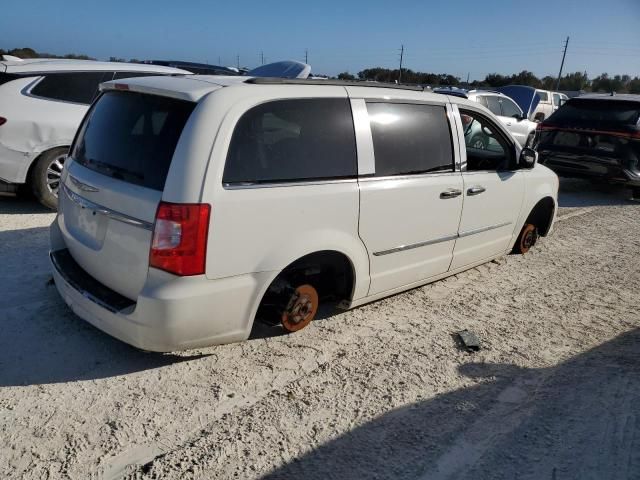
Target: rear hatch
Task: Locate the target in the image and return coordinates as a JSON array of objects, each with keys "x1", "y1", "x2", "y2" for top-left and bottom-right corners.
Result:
[
  {"x1": 57, "y1": 90, "x2": 196, "y2": 300},
  {"x1": 537, "y1": 98, "x2": 640, "y2": 178}
]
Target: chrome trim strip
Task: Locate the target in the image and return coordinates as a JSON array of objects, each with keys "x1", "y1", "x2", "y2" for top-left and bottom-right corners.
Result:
[
  {"x1": 62, "y1": 184, "x2": 153, "y2": 230},
  {"x1": 357, "y1": 171, "x2": 458, "y2": 182},
  {"x1": 458, "y1": 221, "x2": 512, "y2": 238},
  {"x1": 372, "y1": 221, "x2": 512, "y2": 256},
  {"x1": 373, "y1": 234, "x2": 458, "y2": 256},
  {"x1": 223, "y1": 178, "x2": 357, "y2": 190},
  {"x1": 350, "y1": 98, "x2": 376, "y2": 176}
]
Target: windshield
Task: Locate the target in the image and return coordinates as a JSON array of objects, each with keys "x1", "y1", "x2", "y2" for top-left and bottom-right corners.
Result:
[
  {"x1": 547, "y1": 99, "x2": 640, "y2": 131},
  {"x1": 71, "y1": 91, "x2": 195, "y2": 191}
]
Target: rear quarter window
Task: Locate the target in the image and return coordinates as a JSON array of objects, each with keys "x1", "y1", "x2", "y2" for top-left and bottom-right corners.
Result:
[
  {"x1": 71, "y1": 91, "x2": 195, "y2": 190},
  {"x1": 223, "y1": 98, "x2": 357, "y2": 185},
  {"x1": 30, "y1": 72, "x2": 111, "y2": 104}
]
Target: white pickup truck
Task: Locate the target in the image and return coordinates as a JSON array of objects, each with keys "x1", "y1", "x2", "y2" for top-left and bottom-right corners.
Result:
[{"x1": 533, "y1": 90, "x2": 568, "y2": 121}]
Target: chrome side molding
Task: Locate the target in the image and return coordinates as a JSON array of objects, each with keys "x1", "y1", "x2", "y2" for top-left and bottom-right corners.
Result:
[{"x1": 373, "y1": 221, "x2": 512, "y2": 256}]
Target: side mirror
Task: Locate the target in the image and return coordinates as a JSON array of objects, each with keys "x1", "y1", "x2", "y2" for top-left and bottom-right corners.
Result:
[{"x1": 519, "y1": 147, "x2": 537, "y2": 169}]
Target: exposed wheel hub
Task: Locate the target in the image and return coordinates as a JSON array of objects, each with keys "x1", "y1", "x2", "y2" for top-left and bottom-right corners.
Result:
[
  {"x1": 281, "y1": 284, "x2": 318, "y2": 332},
  {"x1": 519, "y1": 224, "x2": 538, "y2": 253}
]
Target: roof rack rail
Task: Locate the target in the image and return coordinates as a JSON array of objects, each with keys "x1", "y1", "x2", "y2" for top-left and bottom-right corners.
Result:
[{"x1": 244, "y1": 77, "x2": 426, "y2": 91}]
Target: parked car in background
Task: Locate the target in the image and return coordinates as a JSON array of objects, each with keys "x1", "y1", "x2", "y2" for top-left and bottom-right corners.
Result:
[
  {"x1": 143, "y1": 60, "x2": 240, "y2": 76},
  {"x1": 467, "y1": 90, "x2": 539, "y2": 147},
  {"x1": 50, "y1": 76, "x2": 558, "y2": 351},
  {"x1": 536, "y1": 93, "x2": 640, "y2": 199},
  {"x1": 0, "y1": 57, "x2": 190, "y2": 208},
  {"x1": 533, "y1": 89, "x2": 567, "y2": 121}
]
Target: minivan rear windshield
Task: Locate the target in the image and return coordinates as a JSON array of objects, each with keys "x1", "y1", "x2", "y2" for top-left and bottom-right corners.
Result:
[
  {"x1": 71, "y1": 91, "x2": 195, "y2": 191},
  {"x1": 547, "y1": 99, "x2": 640, "y2": 131}
]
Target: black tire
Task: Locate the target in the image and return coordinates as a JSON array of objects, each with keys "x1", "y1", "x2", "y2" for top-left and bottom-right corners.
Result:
[
  {"x1": 31, "y1": 147, "x2": 68, "y2": 210},
  {"x1": 632, "y1": 187, "x2": 640, "y2": 201}
]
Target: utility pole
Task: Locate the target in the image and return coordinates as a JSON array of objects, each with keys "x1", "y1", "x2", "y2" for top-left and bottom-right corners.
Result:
[
  {"x1": 236, "y1": 54, "x2": 240, "y2": 70},
  {"x1": 260, "y1": 51, "x2": 264, "y2": 65},
  {"x1": 218, "y1": 56, "x2": 221, "y2": 65},
  {"x1": 466, "y1": 72, "x2": 470, "y2": 86},
  {"x1": 305, "y1": 49, "x2": 308, "y2": 64},
  {"x1": 398, "y1": 44, "x2": 404, "y2": 83},
  {"x1": 556, "y1": 36, "x2": 569, "y2": 91}
]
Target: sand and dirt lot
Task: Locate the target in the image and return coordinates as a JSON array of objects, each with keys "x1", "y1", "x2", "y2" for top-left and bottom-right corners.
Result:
[{"x1": 1, "y1": 179, "x2": 638, "y2": 479}]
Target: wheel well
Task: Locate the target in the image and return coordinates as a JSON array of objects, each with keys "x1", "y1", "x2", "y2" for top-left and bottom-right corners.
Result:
[
  {"x1": 258, "y1": 250, "x2": 355, "y2": 313},
  {"x1": 277, "y1": 250, "x2": 355, "y2": 301},
  {"x1": 526, "y1": 197, "x2": 555, "y2": 236}
]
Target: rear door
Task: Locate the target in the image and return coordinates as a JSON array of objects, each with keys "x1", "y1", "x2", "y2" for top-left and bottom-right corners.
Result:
[
  {"x1": 451, "y1": 106, "x2": 524, "y2": 269},
  {"x1": 56, "y1": 90, "x2": 196, "y2": 299},
  {"x1": 354, "y1": 98, "x2": 464, "y2": 295}
]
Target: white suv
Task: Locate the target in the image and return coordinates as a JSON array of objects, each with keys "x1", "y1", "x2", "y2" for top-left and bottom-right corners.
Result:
[
  {"x1": 0, "y1": 58, "x2": 190, "y2": 208},
  {"x1": 466, "y1": 90, "x2": 539, "y2": 147},
  {"x1": 50, "y1": 76, "x2": 558, "y2": 351}
]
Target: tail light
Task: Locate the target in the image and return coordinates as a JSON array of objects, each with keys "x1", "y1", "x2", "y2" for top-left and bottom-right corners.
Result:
[
  {"x1": 150, "y1": 202, "x2": 211, "y2": 276},
  {"x1": 0, "y1": 117, "x2": 6, "y2": 127}
]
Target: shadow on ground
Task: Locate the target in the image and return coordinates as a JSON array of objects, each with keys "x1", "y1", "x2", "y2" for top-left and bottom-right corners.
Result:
[
  {"x1": 0, "y1": 225, "x2": 207, "y2": 387},
  {"x1": 264, "y1": 328, "x2": 640, "y2": 480},
  {"x1": 557, "y1": 177, "x2": 635, "y2": 208},
  {"x1": 0, "y1": 196, "x2": 52, "y2": 215}
]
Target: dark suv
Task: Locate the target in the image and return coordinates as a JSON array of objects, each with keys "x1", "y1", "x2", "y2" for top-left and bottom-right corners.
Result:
[{"x1": 535, "y1": 93, "x2": 640, "y2": 199}]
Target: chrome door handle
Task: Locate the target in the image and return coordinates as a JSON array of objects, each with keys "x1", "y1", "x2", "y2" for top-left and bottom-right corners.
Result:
[
  {"x1": 440, "y1": 188, "x2": 462, "y2": 199},
  {"x1": 467, "y1": 186, "x2": 486, "y2": 196}
]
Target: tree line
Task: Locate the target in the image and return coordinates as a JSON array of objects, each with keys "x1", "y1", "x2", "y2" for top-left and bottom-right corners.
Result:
[
  {"x1": 3, "y1": 47, "x2": 638, "y2": 93},
  {"x1": 0, "y1": 47, "x2": 95, "y2": 61},
  {"x1": 338, "y1": 68, "x2": 640, "y2": 93}
]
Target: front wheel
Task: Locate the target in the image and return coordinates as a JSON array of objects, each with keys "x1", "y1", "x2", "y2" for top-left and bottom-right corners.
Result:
[
  {"x1": 513, "y1": 223, "x2": 538, "y2": 254},
  {"x1": 31, "y1": 147, "x2": 68, "y2": 210}
]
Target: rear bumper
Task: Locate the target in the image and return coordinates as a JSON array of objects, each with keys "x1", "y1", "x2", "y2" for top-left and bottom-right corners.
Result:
[
  {"x1": 50, "y1": 247, "x2": 276, "y2": 352},
  {"x1": 538, "y1": 150, "x2": 640, "y2": 187}
]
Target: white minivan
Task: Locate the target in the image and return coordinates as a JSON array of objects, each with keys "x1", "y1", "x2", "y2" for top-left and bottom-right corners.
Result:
[{"x1": 50, "y1": 76, "x2": 559, "y2": 351}]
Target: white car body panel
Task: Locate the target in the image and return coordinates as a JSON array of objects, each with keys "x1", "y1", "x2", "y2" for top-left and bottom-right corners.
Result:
[
  {"x1": 466, "y1": 91, "x2": 538, "y2": 147},
  {"x1": 50, "y1": 77, "x2": 559, "y2": 351},
  {"x1": 0, "y1": 59, "x2": 190, "y2": 185}
]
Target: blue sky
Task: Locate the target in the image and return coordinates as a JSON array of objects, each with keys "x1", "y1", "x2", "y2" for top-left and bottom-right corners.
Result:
[{"x1": 3, "y1": 0, "x2": 640, "y2": 79}]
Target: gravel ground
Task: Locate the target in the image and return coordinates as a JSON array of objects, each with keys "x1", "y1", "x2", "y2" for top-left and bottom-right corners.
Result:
[{"x1": 0, "y1": 179, "x2": 638, "y2": 480}]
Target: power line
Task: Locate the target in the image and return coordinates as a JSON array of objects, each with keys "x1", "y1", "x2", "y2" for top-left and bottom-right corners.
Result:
[
  {"x1": 398, "y1": 44, "x2": 404, "y2": 83},
  {"x1": 556, "y1": 36, "x2": 570, "y2": 90}
]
